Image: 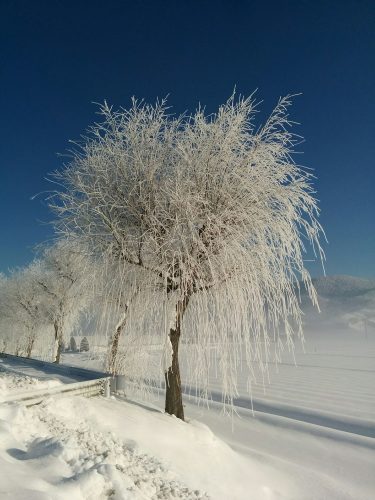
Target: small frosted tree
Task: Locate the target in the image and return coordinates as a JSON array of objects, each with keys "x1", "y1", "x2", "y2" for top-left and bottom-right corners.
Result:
[
  {"x1": 51, "y1": 94, "x2": 324, "y2": 420},
  {"x1": 80, "y1": 336, "x2": 89, "y2": 352},
  {"x1": 70, "y1": 336, "x2": 77, "y2": 351}
]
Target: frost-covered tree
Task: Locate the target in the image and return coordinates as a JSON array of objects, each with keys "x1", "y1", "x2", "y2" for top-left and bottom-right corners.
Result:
[
  {"x1": 92, "y1": 262, "x2": 145, "y2": 375},
  {"x1": 36, "y1": 240, "x2": 93, "y2": 363},
  {"x1": 0, "y1": 263, "x2": 48, "y2": 358},
  {"x1": 0, "y1": 274, "x2": 14, "y2": 354},
  {"x1": 51, "y1": 95, "x2": 324, "y2": 419},
  {"x1": 70, "y1": 336, "x2": 77, "y2": 351},
  {"x1": 80, "y1": 336, "x2": 89, "y2": 352}
]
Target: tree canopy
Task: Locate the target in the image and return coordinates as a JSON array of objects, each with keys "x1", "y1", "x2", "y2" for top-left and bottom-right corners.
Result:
[{"x1": 50, "y1": 94, "x2": 324, "y2": 417}]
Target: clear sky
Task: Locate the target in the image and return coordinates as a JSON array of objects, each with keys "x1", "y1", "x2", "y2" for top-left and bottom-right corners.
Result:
[{"x1": 1, "y1": 0, "x2": 374, "y2": 278}]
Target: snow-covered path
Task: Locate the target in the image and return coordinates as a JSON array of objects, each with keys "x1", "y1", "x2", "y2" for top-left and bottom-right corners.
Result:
[
  {"x1": 0, "y1": 363, "x2": 63, "y2": 401},
  {"x1": 0, "y1": 355, "x2": 104, "y2": 385}
]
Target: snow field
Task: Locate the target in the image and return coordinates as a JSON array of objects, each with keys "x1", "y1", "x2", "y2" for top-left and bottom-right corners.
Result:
[
  {"x1": 195, "y1": 336, "x2": 375, "y2": 424},
  {"x1": 177, "y1": 330, "x2": 375, "y2": 500},
  {"x1": 1, "y1": 294, "x2": 375, "y2": 500}
]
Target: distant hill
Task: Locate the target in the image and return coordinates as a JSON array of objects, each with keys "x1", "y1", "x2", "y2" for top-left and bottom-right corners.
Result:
[
  {"x1": 310, "y1": 275, "x2": 375, "y2": 298},
  {"x1": 300, "y1": 275, "x2": 375, "y2": 333}
]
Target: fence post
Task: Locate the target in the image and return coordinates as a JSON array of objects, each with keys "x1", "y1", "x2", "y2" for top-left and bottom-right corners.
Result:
[{"x1": 104, "y1": 378, "x2": 111, "y2": 398}]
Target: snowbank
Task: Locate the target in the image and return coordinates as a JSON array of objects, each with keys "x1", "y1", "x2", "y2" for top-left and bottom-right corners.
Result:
[
  {"x1": 0, "y1": 393, "x2": 290, "y2": 499},
  {"x1": 0, "y1": 368, "x2": 62, "y2": 401}
]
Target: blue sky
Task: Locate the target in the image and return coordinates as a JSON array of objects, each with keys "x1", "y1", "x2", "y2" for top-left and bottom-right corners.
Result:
[{"x1": 1, "y1": 0, "x2": 374, "y2": 277}]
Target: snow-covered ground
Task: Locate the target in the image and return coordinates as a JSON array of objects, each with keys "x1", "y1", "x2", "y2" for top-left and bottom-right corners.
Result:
[
  {"x1": 1, "y1": 330, "x2": 374, "y2": 499},
  {"x1": 0, "y1": 397, "x2": 213, "y2": 499},
  {"x1": 181, "y1": 329, "x2": 375, "y2": 499},
  {"x1": 1, "y1": 275, "x2": 374, "y2": 499}
]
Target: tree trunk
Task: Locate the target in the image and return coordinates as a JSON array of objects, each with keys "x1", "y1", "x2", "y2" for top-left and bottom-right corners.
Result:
[
  {"x1": 165, "y1": 295, "x2": 190, "y2": 420},
  {"x1": 107, "y1": 305, "x2": 128, "y2": 374},
  {"x1": 107, "y1": 290, "x2": 139, "y2": 375},
  {"x1": 26, "y1": 331, "x2": 36, "y2": 358},
  {"x1": 55, "y1": 338, "x2": 63, "y2": 364},
  {"x1": 53, "y1": 320, "x2": 63, "y2": 364}
]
